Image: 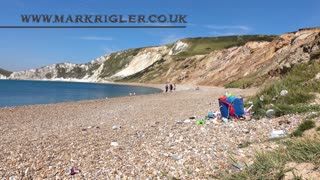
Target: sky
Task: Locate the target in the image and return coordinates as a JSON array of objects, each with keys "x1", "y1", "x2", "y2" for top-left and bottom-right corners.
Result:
[{"x1": 0, "y1": 0, "x2": 319, "y2": 71}]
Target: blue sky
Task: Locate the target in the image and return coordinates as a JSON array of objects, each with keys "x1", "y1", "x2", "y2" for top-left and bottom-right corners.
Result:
[{"x1": 0, "y1": 0, "x2": 319, "y2": 71}]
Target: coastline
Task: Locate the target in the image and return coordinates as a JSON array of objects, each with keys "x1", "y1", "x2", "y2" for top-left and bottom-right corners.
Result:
[
  {"x1": 0, "y1": 83, "x2": 300, "y2": 179},
  {"x1": 0, "y1": 79, "x2": 165, "y2": 109},
  {"x1": 1, "y1": 78, "x2": 258, "y2": 109}
]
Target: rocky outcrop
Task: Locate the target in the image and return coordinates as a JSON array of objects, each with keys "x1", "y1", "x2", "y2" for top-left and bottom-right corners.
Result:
[
  {"x1": 0, "y1": 68, "x2": 12, "y2": 79},
  {"x1": 168, "y1": 40, "x2": 189, "y2": 55},
  {"x1": 0, "y1": 74, "x2": 7, "y2": 79},
  {"x1": 9, "y1": 27, "x2": 320, "y2": 86}
]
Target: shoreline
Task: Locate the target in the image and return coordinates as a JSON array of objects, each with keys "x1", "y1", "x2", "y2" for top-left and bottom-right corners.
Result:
[{"x1": 1, "y1": 79, "x2": 250, "y2": 109}]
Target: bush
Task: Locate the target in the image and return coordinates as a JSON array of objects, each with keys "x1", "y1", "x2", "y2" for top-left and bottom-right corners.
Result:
[
  {"x1": 291, "y1": 120, "x2": 315, "y2": 137},
  {"x1": 297, "y1": 120, "x2": 315, "y2": 132},
  {"x1": 291, "y1": 130, "x2": 303, "y2": 137}
]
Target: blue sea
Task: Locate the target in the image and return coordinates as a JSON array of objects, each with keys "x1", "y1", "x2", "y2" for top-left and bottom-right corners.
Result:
[{"x1": 0, "y1": 80, "x2": 162, "y2": 107}]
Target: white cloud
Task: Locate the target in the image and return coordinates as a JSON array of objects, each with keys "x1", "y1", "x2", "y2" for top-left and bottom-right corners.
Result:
[{"x1": 77, "y1": 36, "x2": 113, "y2": 41}]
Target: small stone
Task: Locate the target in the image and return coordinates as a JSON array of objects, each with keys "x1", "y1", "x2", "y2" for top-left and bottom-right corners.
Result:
[
  {"x1": 172, "y1": 155, "x2": 183, "y2": 160},
  {"x1": 184, "y1": 119, "x2": 191, "y2": 123},
  {"x1": 112, "y1": 125, "x2": 121, "y2": 130},
  {"x1": 176, "y1": 120, "x2": 183, "y2": 124},
  {"x1": 111, "y1": 142, "x2": 119, "y2": 146}
]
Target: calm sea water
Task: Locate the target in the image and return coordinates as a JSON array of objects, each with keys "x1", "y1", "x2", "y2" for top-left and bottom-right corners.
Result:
[{"x1": 0, "y1": 80, "x2": 162, "y2": 107}]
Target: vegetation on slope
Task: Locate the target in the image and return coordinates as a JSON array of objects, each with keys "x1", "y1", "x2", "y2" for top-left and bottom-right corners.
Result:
[
  {"x1": 99, "y1": 48, "x2": 141, "y2": 79},
  {"x1": 173, "y1": 35, "x2": 277, "y2": 60},
  {"x1": 248, "y1": 57, "x2": 320, "y2": 118},
  {"x1": 55, "y1": 64, "x2": 87, "y2": 79},
  {"x1": 0, "y1": 68, "x2": 12, "y2": 77}
]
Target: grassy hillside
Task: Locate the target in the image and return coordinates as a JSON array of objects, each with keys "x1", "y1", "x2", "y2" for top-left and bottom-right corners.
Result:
[
  {"x1": 0, "y1": 68, "x2": 12, "y2": 77},
  {"x1": 173, "y1": 35, "x2": 277, "y2": 60}
]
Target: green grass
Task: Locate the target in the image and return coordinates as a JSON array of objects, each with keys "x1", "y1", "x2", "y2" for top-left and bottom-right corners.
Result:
[
  {"x1": 224, "y1": 137, "x2": 320, "y2": 180},
  {"x1": 0, "y1": 68, "x2": 12, "y2": 77},
  {"x1": 248, "y1": 59, "x2": 320, "y2": 118},
  {"x1": 173, "y1": 35, "x2": 277, "y2": 60},
  {"x1": 291, "y1": 120, "x2": 316, "y2": 137},
  {"x1": 99, "y1": 48, "x2": 141, "y2": 79}
]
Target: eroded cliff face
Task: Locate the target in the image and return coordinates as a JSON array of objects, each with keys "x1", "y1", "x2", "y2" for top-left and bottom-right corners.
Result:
[
  {"x1": 122, "y1": 28, "x2": 320, "y2": 87},
  {"x1": 112, "y1": 46, "x2": 169, "y2": 78},
  {"x1": 9, "y1": 28, "x2": 320, "y2": 86}
]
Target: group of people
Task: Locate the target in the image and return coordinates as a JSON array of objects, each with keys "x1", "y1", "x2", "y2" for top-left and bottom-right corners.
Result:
[{"x1": 165, "y1": 83, "x2": 176, "y2": 92}]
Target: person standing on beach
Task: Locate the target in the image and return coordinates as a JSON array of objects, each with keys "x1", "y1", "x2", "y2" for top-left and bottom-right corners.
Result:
[
  {"x1": 169, "y1": 84, "x2": 173, "y2": 92},
  {"x1": 173, "y1": 84, "x2": 176, "y2": 91},
  {"x1": 165, "y1": 84, "x2": 169, "y2": 92}
]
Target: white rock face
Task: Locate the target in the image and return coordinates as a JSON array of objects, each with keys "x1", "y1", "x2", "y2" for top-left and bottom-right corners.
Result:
[
  {"x1": 9, "y1": 63, "x2": 77, "y2": 80},
  {"x1": 0, "y1": 74, "x2": 7, "y2": 79},
  {"x1": 169, "y1": 40, "x2": 189, "y2": 55},
  {"x1": 9, "y1": 54, "x2": 109, "y2": 81},
  {"x1": 85, "y1": 61, "x2": 105, "y2": 82},
  {"x1": 112, "y1": 46, "x2": 168, "y2": 78}
]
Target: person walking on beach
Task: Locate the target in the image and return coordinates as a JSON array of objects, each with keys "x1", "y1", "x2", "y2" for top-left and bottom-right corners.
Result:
[
  {"x1": 169, "y1": 84, "x2": 173, "y2": 92},
  {"x1": 165, "y1": 84, "x2": 169, "y2": 92}
]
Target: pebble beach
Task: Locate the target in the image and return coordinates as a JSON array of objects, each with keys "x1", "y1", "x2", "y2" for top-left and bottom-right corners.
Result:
[{"x1": 0, "y1": 85, "x2": 303, "y2": 179}]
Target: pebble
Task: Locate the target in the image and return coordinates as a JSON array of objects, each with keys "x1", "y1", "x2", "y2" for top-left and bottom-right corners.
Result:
[{"x1": 111, "y1": 142, "x2": 119, "y2": 146}]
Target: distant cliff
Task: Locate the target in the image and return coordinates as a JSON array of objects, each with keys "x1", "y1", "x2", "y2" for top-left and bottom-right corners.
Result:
[
  {"x1": 0, "y1": 68, "x2": 12, "y2": 79},
  {"x1": 9, "y1": 27, "x2": 320, "y2": 87}
]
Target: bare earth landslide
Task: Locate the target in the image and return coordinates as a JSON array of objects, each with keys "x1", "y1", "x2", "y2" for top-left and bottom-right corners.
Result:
[{"x1": 0, "y1": 86, "x2": 302, "y2": 179}]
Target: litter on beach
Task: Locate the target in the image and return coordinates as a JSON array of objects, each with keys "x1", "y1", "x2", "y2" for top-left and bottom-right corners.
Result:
[{"x1": 270, "y1": 130, "x2": 286, "y2": 138}]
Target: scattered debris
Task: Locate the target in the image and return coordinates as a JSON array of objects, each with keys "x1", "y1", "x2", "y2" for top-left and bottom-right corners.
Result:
[
  {"x1": 270, "y1": 129, "x2": 286, "y2": 138},
  {"x1": 280, "y1": 90, "x2": 288, "y2": 96},
  {"x1": 112, "y1": 125, "x2": 121, "y2": 130},
  {"x1": 266, "y1": 109, "x2": 276, "y2": 118},
  {"x1": 67, "y1": 167, "x2": 81, "y2": 175}
]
